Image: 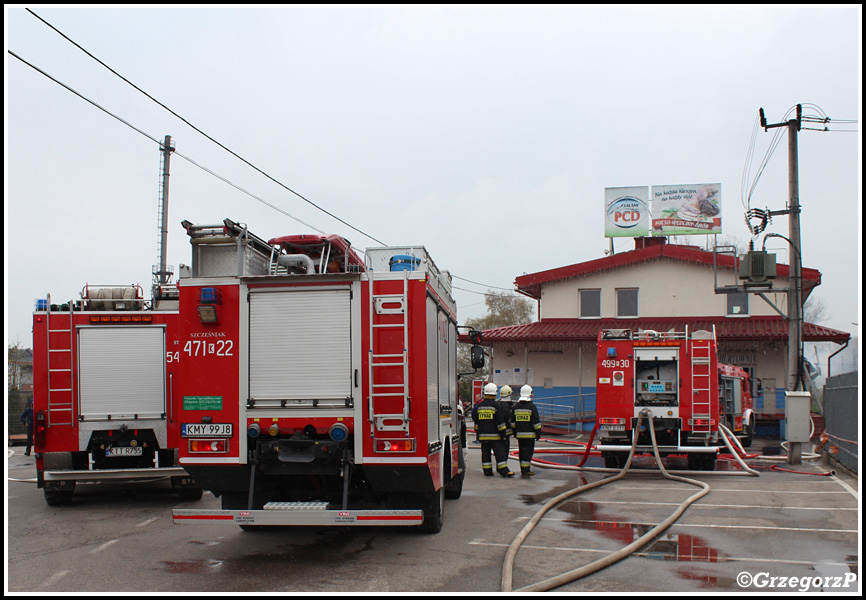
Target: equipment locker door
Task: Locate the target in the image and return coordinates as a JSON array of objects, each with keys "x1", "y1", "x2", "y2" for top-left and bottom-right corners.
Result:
[
  {"x1": 77, "y1": 326, "x2": 166, "y2": 419},
  {"x1": 248, "y1": 288, "x2": 353, "y2": 407}
]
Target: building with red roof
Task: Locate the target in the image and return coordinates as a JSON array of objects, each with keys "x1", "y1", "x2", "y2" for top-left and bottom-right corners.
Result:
[{"x1": 473, "y1": 237, "x2": 850, "y2": 426}]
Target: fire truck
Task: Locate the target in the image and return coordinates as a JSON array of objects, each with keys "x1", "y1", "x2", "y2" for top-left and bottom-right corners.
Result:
[
  {"x1": 595, "y1": 328, "x2": 754, "y2": 471},
  {"x1": 171, "y1": 219, "x2": 468, "y2": 532},
  {"x1": 31, "y1": 284, "x2": 201, "y2": 505}
]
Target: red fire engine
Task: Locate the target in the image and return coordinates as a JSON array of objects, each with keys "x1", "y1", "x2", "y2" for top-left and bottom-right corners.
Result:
[
  {"x1": 595, "y1": 328, "x2": 754, "y2": 471},
  {"x1": 171, "y1": 219, "x2": 468, "y2": 532},
  {"x1": 31, "y1": 285, "x2": 201, "y2": 505}
]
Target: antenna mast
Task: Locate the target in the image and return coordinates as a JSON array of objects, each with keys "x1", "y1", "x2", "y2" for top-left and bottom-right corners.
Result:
[{"x1": 153, "y1": 135, "x2": 175, "y2": 300}]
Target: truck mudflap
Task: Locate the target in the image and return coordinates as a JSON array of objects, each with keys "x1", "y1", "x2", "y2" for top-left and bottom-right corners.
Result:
[
  {"x1": 43, "y1": 466, "x2": 188, "y2": 482},
  {"x1": 173, "y1": 502, "x2": 424, "y2": 527}
]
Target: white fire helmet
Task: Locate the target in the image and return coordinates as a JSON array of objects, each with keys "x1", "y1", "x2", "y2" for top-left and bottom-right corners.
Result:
[
  {"x1": 499, "y1": 385, "x2": 513, "y2": 401},
  {"x1": 518, "y1": 385, "x2": 533, "y2": 401},
  {"x1": 483, "y1": 382, "x2": 498, "y2": 397}
]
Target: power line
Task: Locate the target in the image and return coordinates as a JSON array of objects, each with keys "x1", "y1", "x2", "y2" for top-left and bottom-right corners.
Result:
[
  {"x1": 25, "y1": 8, "x2": 386, "y2": 247},
  {"x1": 8, "y1": 49, "x2": 327, "y2": 235},
  {"x1": 10, "y1": 47, "x2": 520, "y2": 297},
  {"x1": 14, "y1": 14, "x2": 551, "y2": 296},
  {"x1": 451, "y1": 275, "x2": 515, "y2": 292},
  {"x1": 7, "y1": 50, "x2": 514, "y2": 296},
  {"x1": 452, "y1": 286, "x2": 508, "y2": 297}
]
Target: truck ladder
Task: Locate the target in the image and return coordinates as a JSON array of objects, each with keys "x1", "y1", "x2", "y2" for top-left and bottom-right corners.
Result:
[
  {"x1": 690, "y1": 339, "x2": 713, "y2": 433},
  {"x1": 368, "y1": 270, "x2": 411, "y2": 434},
  {"x1": 44, "y1": 295, "x2": 75, "y2": 427}
]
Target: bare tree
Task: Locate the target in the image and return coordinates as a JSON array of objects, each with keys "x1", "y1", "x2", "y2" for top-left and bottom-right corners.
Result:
[
  {"x1": 458, "y1": 291, "x2": 533, "y2": 399},
  {"x1": 8, "y1": 339, "x2": 24, "y2": 391}
]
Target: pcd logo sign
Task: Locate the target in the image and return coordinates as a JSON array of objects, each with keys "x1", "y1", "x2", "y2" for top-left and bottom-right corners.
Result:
[
  {"x1": 607, "y1": 197, "x2": 644, "y2": 228},
  {"x1": 604, "y1": 189, "x2": 649, "y2": 238}
]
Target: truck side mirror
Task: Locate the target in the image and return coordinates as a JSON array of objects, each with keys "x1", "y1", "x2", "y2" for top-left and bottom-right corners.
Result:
[{"x1": 471, "y1": 346, "x2": 485, "y2": 370}]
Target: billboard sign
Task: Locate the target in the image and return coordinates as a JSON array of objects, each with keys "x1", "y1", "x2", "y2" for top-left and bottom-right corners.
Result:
[
  {"x1": 651, "y1": 183, "x2": 722, "y2": 236},
  {"x1": 604, "y1": 187, "x2": 650, "y2": 238}
]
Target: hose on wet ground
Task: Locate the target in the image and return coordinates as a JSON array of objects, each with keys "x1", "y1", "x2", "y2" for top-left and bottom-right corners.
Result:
[
  {"x1": 717, "y1": 423, "x2": 834, "y2": 476},
  {"x1": 501, "y1": 409, "x2": 715, "y2": 592}
]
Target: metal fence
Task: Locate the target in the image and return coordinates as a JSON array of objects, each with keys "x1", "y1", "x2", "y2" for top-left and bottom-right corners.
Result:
[
  {"x1": 536, "y1": 392, "x2": 596, "y2": 433},
  {"x1": 822, "y1": 371, "x2": 859, "y2": 474}
]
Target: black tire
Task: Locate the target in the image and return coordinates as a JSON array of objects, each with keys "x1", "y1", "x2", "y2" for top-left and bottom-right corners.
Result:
[
  {"x1": 444, "y1": 441, "x2": 466, "y2": 499},
  {"x1": 44, "y1": 489, "x2": 74, "y2": 506},
  {"x1": 688, "y1": 452, "x2": 717, "y2": 471},
  {"x1": 419, "y1": 488, "x2": 444, "y2": 534},
  {"x1": 603, "y1": 451, "x2": 628, "y2": 469},
  {"x1": 741, "y1": 417, "x2": 754, "y2": 448},
  {"x1": 177, "y1": 486, "x2": 204, "y2": 501},
  {"x1": 444, "y1": 471, "x2": 464, "y2": 500}
]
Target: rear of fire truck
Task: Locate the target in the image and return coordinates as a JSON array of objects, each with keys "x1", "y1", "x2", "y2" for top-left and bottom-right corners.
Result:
[
  {"x1": 172, "y1": 219, "x2": 464, "y2": 532},
  {"x1": 31, "y1": 285, "x2": 199, "y2": 505},
  {"x1": 595, "y1": 328, "x2": 722, "y2": 471}
]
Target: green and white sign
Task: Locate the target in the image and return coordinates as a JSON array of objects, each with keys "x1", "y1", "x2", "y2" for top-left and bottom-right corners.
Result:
[
  {"x1": 604, "y1": 186, "x2": 650, "y2": 238},
  {"x1": 183, "y1": 396, "x2": 223, "y2": 410}
]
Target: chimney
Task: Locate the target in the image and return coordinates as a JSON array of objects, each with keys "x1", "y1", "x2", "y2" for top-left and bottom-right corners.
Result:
[{"x1": 635, "y1": 236, "x2": 666, "y2": 250}]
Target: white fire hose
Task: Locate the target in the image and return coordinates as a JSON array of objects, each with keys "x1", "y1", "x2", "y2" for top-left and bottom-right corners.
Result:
[{"x1": 501, "y1": 410, "x2": 757, "y2": 592}]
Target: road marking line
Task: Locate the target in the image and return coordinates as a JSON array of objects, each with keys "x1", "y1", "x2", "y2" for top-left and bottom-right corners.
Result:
[
  {"x1": 41, "y1": 570, "x2": 70, "y2": 587},
  {"x1": 469, "y1": 540, "x2": 854, "y2": 567},
  {"x1": 831, "y1": 475, "x2": 858, "y2": 501},
  {"x1": 136, "y1": 517, "x2": 159, "y2": 527},
  {"x1": 90, "y1": 539, "x2": 119, "y2": 553}
]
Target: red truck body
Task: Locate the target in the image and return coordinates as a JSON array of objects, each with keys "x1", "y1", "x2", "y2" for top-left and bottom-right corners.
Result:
[
  {"x1": 31, "y1": 286, "x2": 200, "y2": 505},
  {"x1": 171, "y1": 220, "x2": 464, "y2": 532},
  {"x1": 596, "y1": 328, "x2": 754, "y2": 471}
]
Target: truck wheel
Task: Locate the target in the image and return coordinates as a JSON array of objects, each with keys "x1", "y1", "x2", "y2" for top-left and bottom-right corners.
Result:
[
  {"x1": 177, "y1": 486, "x2": 204, "y2": 501},
  {"x1": 44, "y1": 489, "x2": 74, "y2": 506},
  {"x1": 419, "y1": 488, "x2": 444, "y2": 534},
  {"x1": 742, "y1": 417, "x2": 754, "y2": 448},
  {"x1": 444, "y1": 441, "x2": 466, "y2": 499},
  {"x1": 603, "y1": 451, "x2": 628, "y2": 469},
  {"x1": 688, "y1": 453, "x2": 717, "y2": 471},
  {"x1": 444, "y1": 471, "x2": 464, "y2": 500}
]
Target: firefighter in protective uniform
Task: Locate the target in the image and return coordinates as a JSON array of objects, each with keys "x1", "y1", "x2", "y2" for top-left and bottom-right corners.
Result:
[
  {"x1": 498, "y1": 385, "x2": 515, "y2": 453},
  {"x1": 472, "y1": 383, "x2": 514, "y2": 477},
  {"x1": 511, "y1": 385, "x2": 542, "y2": 476}
]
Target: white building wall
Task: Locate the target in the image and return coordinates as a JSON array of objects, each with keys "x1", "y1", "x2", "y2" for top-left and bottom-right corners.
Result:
[{"x1": 539, "y1": 258, "x2": 789, "y2": 320}]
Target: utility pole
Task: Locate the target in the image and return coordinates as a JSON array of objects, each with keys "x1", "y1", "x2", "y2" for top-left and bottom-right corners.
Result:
[
  {"x1": 760, "y1": 105, "x2": 803, "y2": 393},
  {"x1": 761, "y1": 104, "x2": 805, "y2": 465},
  {"x1": 153, "y1": 135, "x2": 175, "y2": 299}
]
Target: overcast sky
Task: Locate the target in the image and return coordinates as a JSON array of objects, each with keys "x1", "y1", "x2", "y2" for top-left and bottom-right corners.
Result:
[{"x1": 5, "y1": 5, "x2": 862, "y2": 350}]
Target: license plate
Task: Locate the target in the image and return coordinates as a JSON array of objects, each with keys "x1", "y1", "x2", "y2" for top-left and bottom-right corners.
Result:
[
  {"x1": 107, "y1": 447, "x2": 143, "y2": 457},
  {"x1": 601, "y1": 424, "x2": 625, "y2": 431},
  {"x1": 182, "y1": 423, "x2": 233, "y2": 437}
]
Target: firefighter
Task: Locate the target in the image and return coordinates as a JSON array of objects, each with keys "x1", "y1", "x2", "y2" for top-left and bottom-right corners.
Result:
[
  {"x1": 21, "y1": 400, "x2": 34, "y2": 456},
  {"x1": 498, "y1": 385, "x2": 515, "y2": 453},
  {"x1": 472, "y1": 383, "x2": 514, "y2": 477},
  {"x1": 511, "y1": 385, "x2": 542, "y2": 476}
]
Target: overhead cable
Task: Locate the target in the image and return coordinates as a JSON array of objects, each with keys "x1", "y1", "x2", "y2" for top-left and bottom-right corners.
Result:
[
  {"x1": 25, "y1": 8, "x2": 386, "y2": 247},
  {"x1": 8, "y1": 49, "x2": 327, "y2": 235}
]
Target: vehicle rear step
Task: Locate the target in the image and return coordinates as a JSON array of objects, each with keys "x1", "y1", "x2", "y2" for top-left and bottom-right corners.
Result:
[{"x1": 173, "y1": 505, "x2": 424, "y2": 526}]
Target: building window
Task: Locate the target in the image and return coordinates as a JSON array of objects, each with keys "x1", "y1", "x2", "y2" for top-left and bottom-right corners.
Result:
[
  {"x1": 616, "y1": 288, "x2": 638, "y2": 318},
  {"x1": 727, "y1": 292, "x2": 749, "y2": 316},
  {"x1": 579, "y1": 289, "x2": 601, "y2": 318}
]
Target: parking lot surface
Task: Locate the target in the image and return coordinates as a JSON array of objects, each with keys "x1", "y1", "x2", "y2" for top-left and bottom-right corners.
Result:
[{"x1": 6, "y1": 436, "x2": 861, "y2": 593}]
